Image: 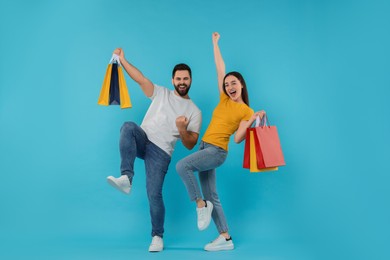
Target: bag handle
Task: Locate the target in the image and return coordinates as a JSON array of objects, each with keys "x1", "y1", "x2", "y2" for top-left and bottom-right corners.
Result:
[
  {"x1": 109, "y1": 54, "x2": 121, "y2": 66},
  {"x1": 255, "y1": 114, "x2": 270, "y2": 127}
]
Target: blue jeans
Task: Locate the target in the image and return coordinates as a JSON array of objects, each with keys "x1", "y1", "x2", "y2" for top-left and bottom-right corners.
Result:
[
  {"x1": 120, "y1": 122, "x2": 171, "y2": 238},
  {"x1": 176, "y1": 141, "x2": 229, "y2": 233}
]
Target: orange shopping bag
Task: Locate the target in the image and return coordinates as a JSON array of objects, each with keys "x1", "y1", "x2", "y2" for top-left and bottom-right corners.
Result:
[{"x1": 98, "y1": 54, "x2": 132, "y2": 109}]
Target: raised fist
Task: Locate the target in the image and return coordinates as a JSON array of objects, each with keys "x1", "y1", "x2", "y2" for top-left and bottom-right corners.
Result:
[{"x1": 212, "y1": 32, "x2": 220, "y2": 44}]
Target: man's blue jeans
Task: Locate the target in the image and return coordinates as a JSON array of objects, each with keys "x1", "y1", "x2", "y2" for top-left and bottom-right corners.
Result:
[
  {"x1": 176, "y1": 141, "x2": 229, "y2": 233},
  {"x1": 120, "y1": 122, "x2": 171, "y2": 238}
]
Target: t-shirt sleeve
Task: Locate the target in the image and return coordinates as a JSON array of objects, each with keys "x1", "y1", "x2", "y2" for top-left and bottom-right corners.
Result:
[
  {"x1": 187, "y1": 111, "x2": 202, "y2": 134},
  {"x1": 149, "y1": 84, "x2": 163, "y2": 100},
  {"x1": 242, "y1": 106, "x2": 254, "y2": 121}
]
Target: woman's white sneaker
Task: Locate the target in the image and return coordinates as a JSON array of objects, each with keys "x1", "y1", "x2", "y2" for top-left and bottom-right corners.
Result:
[
  {"x1": 148, "y1": 236, "x2": 163, "y2": 252},
  {"x1": 196, "y1": 200, "x2": 213, "y2": 231},
  {"x1": 204, "y1": 235, "x2": 234, "y2": 251},
  {"x1": 107, "y1": 175, "x2": 131, "y2": 194}
]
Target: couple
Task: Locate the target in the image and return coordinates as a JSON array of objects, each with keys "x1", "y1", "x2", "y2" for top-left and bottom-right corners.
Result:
[{"x1": 106, "y1": 32, "x2": 265, "y2": 252}]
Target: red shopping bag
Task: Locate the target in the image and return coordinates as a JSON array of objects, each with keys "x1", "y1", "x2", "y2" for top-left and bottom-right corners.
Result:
[
  {"x1": 254, "y1": 115, "x2": 285, "y2": 168},
  {"x1": 243, "y1": 114, "x2": 285, "y2": 171},
  {"x1": 243, "y1": 128, "x2": 251, "y2": 169},
  {"x1": 243, "y1": 127, "x2": 278, "y2": 173}
]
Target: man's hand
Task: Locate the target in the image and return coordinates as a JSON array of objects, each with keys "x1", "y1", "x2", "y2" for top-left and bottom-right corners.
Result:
[
  {"x1": 176, "y1": 116, "x2": 198, "y2": 150},
  {"x1": 176, "y1": 116, "x2": 189, "y2": 132},
  {"x1": 113, "y1": 48, "x2": 125, "y2": 63}
]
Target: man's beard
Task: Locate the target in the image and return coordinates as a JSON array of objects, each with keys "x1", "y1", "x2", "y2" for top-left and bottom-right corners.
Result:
[{"x1": 174, "y1": 83, "x2": 191, "y2": 97}]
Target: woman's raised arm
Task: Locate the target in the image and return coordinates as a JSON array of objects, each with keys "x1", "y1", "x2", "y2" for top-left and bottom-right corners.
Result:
[{"x1": 212, "y1": 32, "x2": 226, "y2": 94}]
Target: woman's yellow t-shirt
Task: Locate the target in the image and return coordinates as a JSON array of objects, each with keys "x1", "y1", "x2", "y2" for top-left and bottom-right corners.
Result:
[{"x1": 202, "y1": 92, "x2": 254, "y2": 151}]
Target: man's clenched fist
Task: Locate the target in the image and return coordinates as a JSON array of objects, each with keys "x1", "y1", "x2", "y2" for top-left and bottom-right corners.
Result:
[{"x1": 176, "y1": 116, "x2": 189, "y2": 131}]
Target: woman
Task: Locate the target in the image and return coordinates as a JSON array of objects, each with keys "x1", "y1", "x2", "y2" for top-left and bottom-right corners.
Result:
[{"x1": 176, "y1": 32, "x2": 265, "y2": 251}]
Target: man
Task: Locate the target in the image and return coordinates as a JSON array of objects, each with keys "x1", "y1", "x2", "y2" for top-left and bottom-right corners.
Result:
[{"x1": 106, "y1": 48, "x2": 202, "y2": 252}]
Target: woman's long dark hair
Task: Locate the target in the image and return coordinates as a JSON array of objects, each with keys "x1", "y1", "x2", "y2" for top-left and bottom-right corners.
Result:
[{"x1": 223, "y1": 71, "x2": 250, "y2": 106}]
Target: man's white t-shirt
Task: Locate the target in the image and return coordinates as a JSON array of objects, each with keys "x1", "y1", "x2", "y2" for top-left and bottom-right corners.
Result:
[{"x1": 141, "y1": 84, "x2": 202, "y2": 156}]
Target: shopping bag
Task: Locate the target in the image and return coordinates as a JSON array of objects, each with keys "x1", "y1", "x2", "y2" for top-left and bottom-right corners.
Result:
[
  {"x1": 243, "y1": 128, "x2": 251, "y2": 169},
  {"x1": 98, "y1": 54, "x2": 132, "y2": 109},
  {"x1": 109, "y1": 62, "x2": 120, "y2": 105},
  {"x1": 254, "y1": 115, "x2": 285, "y2": 168},
  {"x1": 249, "y1": 130, "x2": 278, "y2": 172},
  {"x1": 118, "y1": 66, "x2": 132, "y2": 108},
  {"x1": 243, "y1": 128, "x2": 278, "y2": 173},
  {"x1": 97, "y1": 64, "x2": 112, "y2": 106}
]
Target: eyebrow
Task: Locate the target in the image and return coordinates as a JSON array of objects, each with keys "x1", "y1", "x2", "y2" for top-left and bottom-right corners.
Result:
[{"x1": 225, "y1": 80, "x2": 237, "y2": 85}]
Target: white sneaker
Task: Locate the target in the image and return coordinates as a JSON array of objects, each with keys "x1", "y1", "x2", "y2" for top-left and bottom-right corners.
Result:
[
  {"x1": 148, "y1": 236, "x2": 163, "y2": 252},
  {"x1": 204, "y1": 235, "x2": 234, "y2": 251},
  {"x1": 196, "y1": 200, "x2": 213, "y2": 231},
  {"x1": 107, "y1": 175, "x2": 131, "y2": 194}
]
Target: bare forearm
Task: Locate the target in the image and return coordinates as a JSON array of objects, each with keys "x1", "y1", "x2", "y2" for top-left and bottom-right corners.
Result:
[
  {"x1": 120, "y1": 58, "x2": 144, "y2": 84},
  {"x1": 234, "y1": 118, "x2": 256, "y2": 143},
  {"x1": 179, "y1": 130, "x2": 198, "y2": 150},
  {"x1": 120, "y1": 58, "x2": 154, "y2": 97},
  {"x1": 234, "y1": 111, "x2": 266, "y2": 143},
  {"x1": 214, "y1": 44, "x2": 225, "y2": 76},
  {"x1": 213, "y1": 43, "x2": 225, "y2": 92}
]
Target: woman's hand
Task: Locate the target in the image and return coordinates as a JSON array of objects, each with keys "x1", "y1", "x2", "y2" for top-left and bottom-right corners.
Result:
[
  {"x1": 251, "y1": 110, "x2": 266, "y2": 121},
  {"x1": 234, "y1": 110, "x2": 266, "y2": 143},
  {"x1": 212, "y1": 32, "x2": 220, "y2": 45}
]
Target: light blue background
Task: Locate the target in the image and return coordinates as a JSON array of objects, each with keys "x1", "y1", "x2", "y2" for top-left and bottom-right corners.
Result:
[{"x1": 1, "y1": 0, "x2": 389, "y2": 259}]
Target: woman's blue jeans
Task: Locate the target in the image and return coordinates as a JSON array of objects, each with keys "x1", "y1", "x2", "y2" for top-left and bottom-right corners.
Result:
[{"x1": 176, "y1": 141, "x2": 229, "y2": 233}]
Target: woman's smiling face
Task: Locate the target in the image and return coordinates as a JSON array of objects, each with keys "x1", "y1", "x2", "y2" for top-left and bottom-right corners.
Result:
[{"x1": 224, "y1": 75, "x2": 243, "y2": 103}]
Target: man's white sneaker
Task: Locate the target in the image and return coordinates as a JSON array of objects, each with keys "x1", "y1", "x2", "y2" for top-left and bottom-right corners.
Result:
[
  {"x1": 107, "y1": 175, "x2": 131, "y2": 194},
  {"x1": 148, "y1": 236, "x2": 163, "y2": 252},
  {"x1": 196, "y1": 200, "x2": 213, "y2": 231},
  {"x1": 204, "y1": 235, "x2": 234, "y2": 251}
]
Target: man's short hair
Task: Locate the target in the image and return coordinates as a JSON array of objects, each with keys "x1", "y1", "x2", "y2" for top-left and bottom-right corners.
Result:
[{"x1": 172, "y1": 63, "x2": 192, "y2": 78}]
